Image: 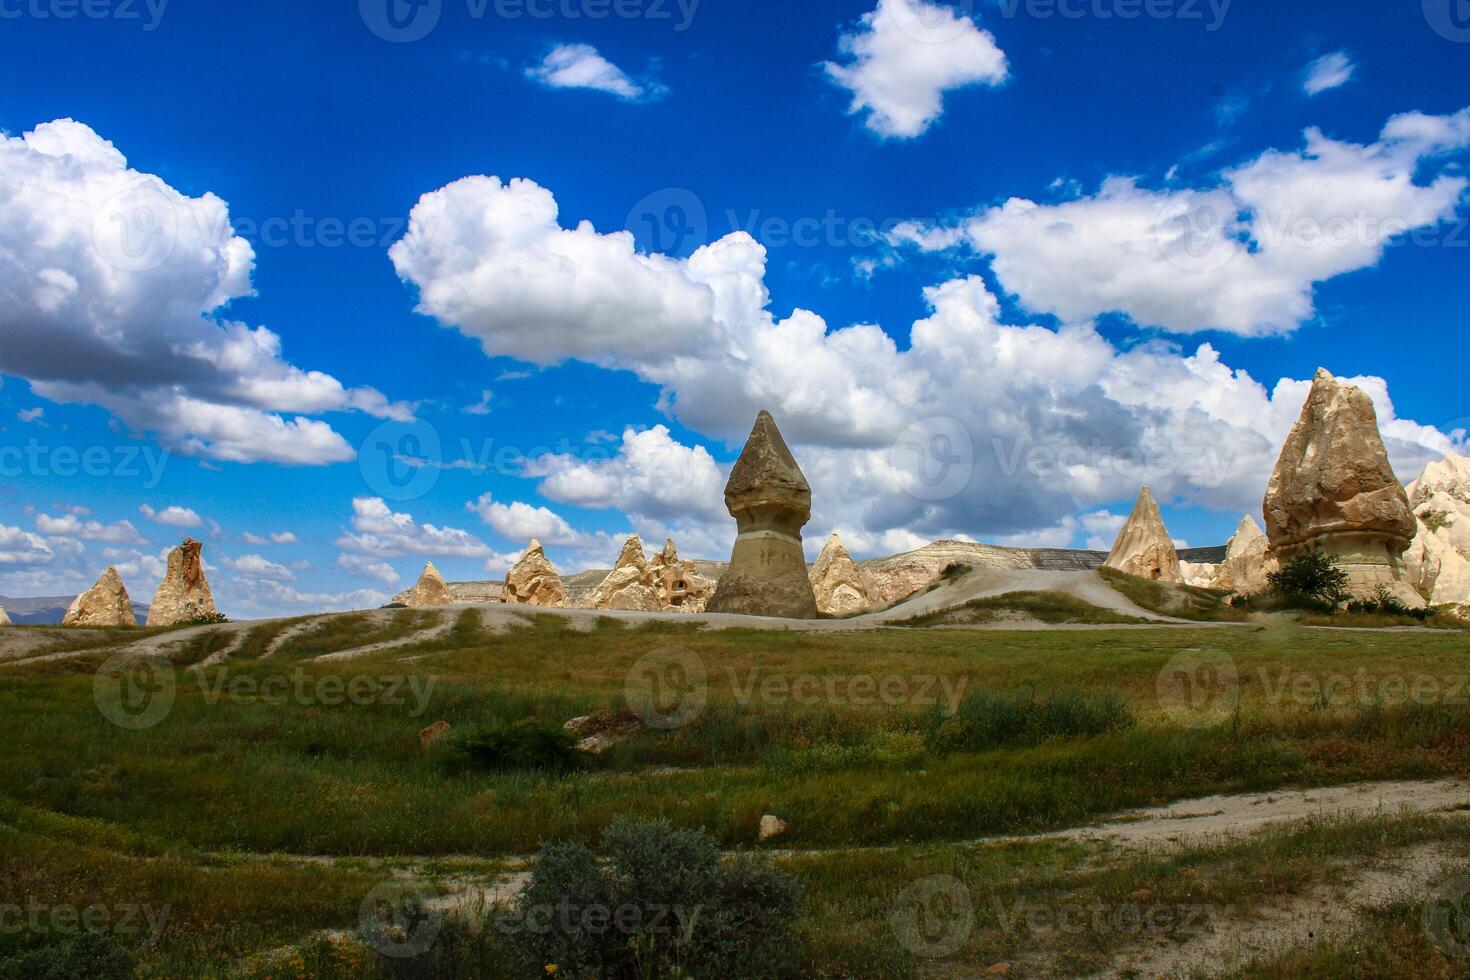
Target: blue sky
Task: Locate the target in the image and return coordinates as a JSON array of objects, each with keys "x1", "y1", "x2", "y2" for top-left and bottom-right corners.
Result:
[{"x1": 0, "y1": 0, "x2": 1467, "y2": 615}]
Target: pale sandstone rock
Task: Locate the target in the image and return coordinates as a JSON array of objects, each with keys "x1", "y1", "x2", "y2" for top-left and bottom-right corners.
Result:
[
  {"x1": 501, "y1": 539, "x2": 567, "y2": 607},
  {"x1": 809, "y1": 532, "x2": 871, "y2": 616},
  {"x1": 707, "y1": 411, "x2": 818, "y2": 618},
  {"x1": 1213, "y1": 515, "x2": 1279, "y2": 596},
  {"x1": 586, "y1": 535, "x2": 661, "y2": 612},
  {"x1": 64, "y1": 566, "x2": 140, "y2": 627},
  {"x1": 1264, "y1": 369, "x2": 1421, "y2": 607},
  {"x1": 146, "y1": 539, "x2": 218, "y2": 627},
  {"x1": 0, "y1": 607, "x2": 9, "y2": 626},
  {"x1": 401, "y1": 562, "x2": 455, "y2": 608},
  {"x1": 1404, "y1": 453, "x2": 1470, "y2": 607},
  {"x1": 647, "y1": 538, "x2": 716, "y2": 612},
  {"x1": 64, "y1": 569, "x2": 138, "y2": 627},
  {"x1": 1103, "y1": 487, "x2": 1182, "y2": 583},
  {"x1": 858, "y1": 540, "x2": 1031, "y2": 608},
  {"x1": 1178, "y1": 562, "x2": 1220, "y2": 589},
  {"x1": 758, "y1": 814, "x2": 788, "y2": 842}
]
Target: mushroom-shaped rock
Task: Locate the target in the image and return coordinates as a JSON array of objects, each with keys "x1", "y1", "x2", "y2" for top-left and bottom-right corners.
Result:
[
  {"x1": 146, "y1": 539, "x2": 218, "y2": 627},
  {"x1": 1103, "y1": 487, "x2": 1181, "y2": 583},
  {"x1": 587, "y1": 535, "x2": 661, "y2": 612},
  {"x1": 809, "y1": 532, "x2": 871, "y2": 616},
  {"x1": 706, "y1": 411, "x2": 818, "y2": 618},
  {"x1": 501, "y1": 539, "x2": 567, "y2": 607},
  {"x1": 402, "y1": 562, "x2": 455, "y2": 607},
  {"x1": 1213, "y1": 516, "x2": 1279, "y2": 596},
  {"x1": 64, "y1": 566, "x2": 140, "y2": 627},
  {"x1": 1263, "y1": 369, "x2": 1421, "y2": 607},
  {"x1": 648, "y1": 538, "x2": 716, "y2": 612}
]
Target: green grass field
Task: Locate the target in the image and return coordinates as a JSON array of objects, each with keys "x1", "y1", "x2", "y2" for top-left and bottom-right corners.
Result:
[{"x1": 3, "y1": 610, "x2": 1469, "y2": 976}]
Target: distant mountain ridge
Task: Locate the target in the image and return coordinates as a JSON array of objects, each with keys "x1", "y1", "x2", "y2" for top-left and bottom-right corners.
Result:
[{"x1": 0, "y1": 595, "x2": 150, "y2": 626}]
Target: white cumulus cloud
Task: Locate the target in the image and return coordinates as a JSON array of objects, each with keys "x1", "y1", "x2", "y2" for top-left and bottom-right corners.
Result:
[
  {"x1": 526, "y1": 44, "x2": 662, "y2": 101},
  {"x1": 140, "y1": 504, "x2": 203, "y2": 528},
  {"x1": 1303, "y1": 51, "x2": 1355, "y2": 96}
]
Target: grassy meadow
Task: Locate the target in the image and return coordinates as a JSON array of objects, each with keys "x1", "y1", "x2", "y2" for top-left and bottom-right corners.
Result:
[{"x1": 3, "y1": 607, "x2": 1470, "y2": 976}]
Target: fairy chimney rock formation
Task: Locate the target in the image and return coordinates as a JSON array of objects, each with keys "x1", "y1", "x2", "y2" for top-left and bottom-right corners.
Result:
[
  {"x1": 648, "y1": 538, "x2": 716, "y2": 612},
  {"x1": 1213, "y1": 516, "x2": 1278, "y2": 596},
  {"x1": 707, "y1": 411, "x2": 819, "y2": 618},
  {"x1": 587, "y1": 535, "x2": 661, "y2": 612},
  {"x1": 146, "y1": 540, "x2": 217, "y2": 627},
  {"x1": 501, "y1": 539, "x2": 568, "y2": 608},
  {"x1": 1403, "y1": 452, "x2": 1470, "y2": 609},
  {"x1": 0, "y1": 606, "x2": 10, "y2": 626},
  {"x1": 810, "y1": 532, "x2": 871, "y2": 616},
  {"x1": 1103, "y1": 487, "x2": 1182, "y2": 583},
  {"x1": 1263, "y1": 369, "x2": 1422, "y2": 607},
  {"x1": 64, "y1": 566, "x2": 140, "y2": 627},
  {"x1": 402, "y1": 561, "x2": 455, "y2": 607}
]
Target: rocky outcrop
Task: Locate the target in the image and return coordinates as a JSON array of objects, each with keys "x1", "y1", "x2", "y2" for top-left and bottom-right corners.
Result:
[
  {"x1": 809, "y1": 533, "x2": 870, "y2": 616},
  {"x1": 647, "y1": 538, "x2": 716, "y2": 612},
  {"x1": 1264, "y1": 369, "x2": 1421, "y2": 607},
  {"x1": 0, "y1": 607, "x2": 9, "y2": 626},
  {"x1": 707, "y1": 411, "x2": 818, "y2": 618},
  {"x1": 1404, "y1": 453, "x2": 1470, "y2": 608},
  {"x1": 501, "y1": 539, "x2": 567, "y2": 608},
  {"x1": 401, "y1": 562, "x2": 455, "y2": 608},
  {"x1": 1178, "y1": 562, "x2": 1220, "y2": 589},
  {"x1": 587, "y1": 535, "x2": 662, "y2": 612},
  {"x1": 1103, "y1": 487, "x2": 1182, "y2": 583},
  {"x1": 859, "y1": 540, "x2": 1031, "y2": 608},
  {"x1": 64, "y1": 567, "x2": 140, "y2": 627},
  {"x1": 1213, "y1": 516, "x2": 1278, "y2": 596},
  {"x1": 146, "y1": 539, "x2": 218, "y2": 627}
]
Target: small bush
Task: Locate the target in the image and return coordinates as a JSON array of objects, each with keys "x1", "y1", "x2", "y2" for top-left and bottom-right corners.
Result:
[
  {"x1": 1267, "y1": 552, "x2": 1351, "y2": 608},
  {"x1": 443, "y1": 720, "x2": 584, "y2": 774},
  {"x1": 930, "y1": 689, "x2": 1134, "y2": 753},
  {"x1": 504, "y1": 818, "x2": 803, "y2": 978},
  {"x1": 0, "y1": 932, "x2": 134, "y2": 980},
  {"x1": 1345, "y1": 586, "x2": 1436, "y2": 621},
  {"x1": 181, "y1": 612, "x2": 231, "y2": 626}
]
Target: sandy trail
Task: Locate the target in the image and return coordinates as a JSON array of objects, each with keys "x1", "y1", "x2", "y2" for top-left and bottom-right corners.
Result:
[{"x1": 313, "y1": 611, "x2": 456, "y2": 662}]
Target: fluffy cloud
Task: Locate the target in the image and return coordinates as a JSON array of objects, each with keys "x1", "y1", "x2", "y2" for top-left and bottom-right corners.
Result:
[
  {"x1": 526, "y1": 44, "x2": 661, "y2": 101},
  {"x1": 391, "y1": 164, "x2": 1464, "y2": 554},
  {"x1": 139, "y1": 504, "x2": 203, "y2": 528},
  {"x1": 336, "y1": 552, "x2": 401, "y2": 585},
  {"x1": 336, "y1": 497, "x2": 494, "y2": 559},
  {"x1": 893, "y1": 107, "x2": 1470, "y2": 336},
  {"x1": 824, "y1": 0, "x2": 1008, "y2": 138},
  {"x1": 1304, "y1": 51, "x2": 1355, "y2": 96},
  {"x1": 34, "y1": 512, "x2": 146, "y2": 545},
  {"x1": 467, "y1": 493, "x2": 581, "y2": 546},
  {"x1": 532, "y1": 426, "x2": 727, "y2": 524},
  {"x1": 219, "y1": 553, "x2": 296, "y2": 581},
  {"x1": 0, "y1": 525, "x2": 54, "y2": 567},
  {"x1": 0, "y1": 119, "x2": 408, "y2": 465}
]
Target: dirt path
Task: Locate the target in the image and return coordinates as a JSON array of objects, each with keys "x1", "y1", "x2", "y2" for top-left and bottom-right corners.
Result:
[
  {"x1": 313, "y1": 611, "x2": 454, "y2": 662},
  {"x1": 1095, "y1": 841, "x2": 1462, "y2": 978},
  {"x1": 1034, "y1": 778, "x2": 1470, "y2": 851}
]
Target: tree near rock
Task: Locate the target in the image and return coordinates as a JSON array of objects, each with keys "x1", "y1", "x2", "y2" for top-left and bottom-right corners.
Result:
[{"x1": 1263, "y1": 369, "x2": 1422, "y2": 608}]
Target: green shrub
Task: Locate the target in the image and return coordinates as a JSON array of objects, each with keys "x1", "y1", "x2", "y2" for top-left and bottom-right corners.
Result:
[
  {"x1": 181, "y1": 612, "x2": 231, "y2": 626},
  {"x1": 1345, "y1": 586, "x2": 1436, "y2": 621},
  {"x1": 443, "y1": 719, "x2": 584, "y2": 774},
  {"x1": 503, "y1": 818, "x2": 803, "y2": 978},
  {"x1": 1267, "y1": 552, "x2": 1350, "y2": 608},
  {"x1": 0, "y1": 933, "x2": 134, "y2": 980},
  {"x1": 930, "y1": 689, "x2": 1134, "y2": 753}
]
